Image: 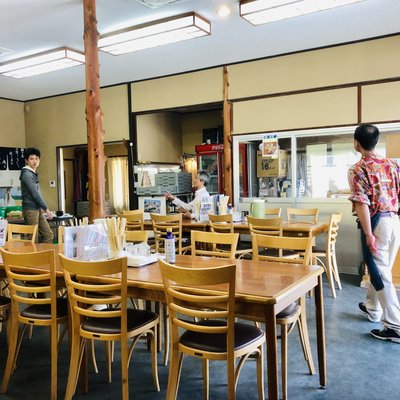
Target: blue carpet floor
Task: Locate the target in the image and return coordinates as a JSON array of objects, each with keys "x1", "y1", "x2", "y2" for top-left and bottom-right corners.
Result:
[{"x1": 0, "y1": 274, "x2": 399, "y2": 399}]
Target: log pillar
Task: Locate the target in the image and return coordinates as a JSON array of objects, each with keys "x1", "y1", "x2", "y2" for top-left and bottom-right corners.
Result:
[
  {"x1": 222, "y1": 66, "x2": 233, "y2": 203},
  {"x1": 83, "y1": 0, "x2": 106, "y2": 222}
]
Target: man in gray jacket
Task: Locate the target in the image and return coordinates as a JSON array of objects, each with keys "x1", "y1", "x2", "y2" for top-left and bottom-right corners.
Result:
[{"x1": 20, "y1": 148, "x2": 53, "y2": 243}]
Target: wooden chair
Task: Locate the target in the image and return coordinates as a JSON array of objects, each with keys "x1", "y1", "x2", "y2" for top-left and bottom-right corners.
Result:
[
  {"x1": 125, "y1": 230, "x2": 149, "y2": 244},
  {"x1": 159, "y1": 259, "x2": 265, "y2": 400},
  {"x1": 287, "y1": 207, "x2": 319, "y2": 224},
  {"x1": 312, "y1": 212, "x2": 343, "y2": 298},
  {"x1": 7, "y1": 223, "x2": 38, "y2": 243},
  {"x1": 252, "y1": 234, "x2": 315, "y2": 400},
  {"x1": 208, "y1": 214, "x2": 251, "y2": 258},
  {"x1": 190, "y1": 230, "x2": 239, "y2": 259},
  {"x1": 0, "y1": 249, "x2": 68, "y2": 400},
  {"x1": 247, "y1": 216, "x2": 282, "y2": 236},
  {"x1": 59, "y1": 255, "x2": 160, "y2": 400},
  {"x1": 150, "y1": 213, "x2": 190, "y2": 255},
  {"x1": 265, "y1": 207, "x2": 282, "y2": 217},
  {"x1": 118, "y1": 209, "x2": 144, "y2": 231}
]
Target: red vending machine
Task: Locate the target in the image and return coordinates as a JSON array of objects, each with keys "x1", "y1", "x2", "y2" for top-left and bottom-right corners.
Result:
[{"x1": 195, "y1": 144, "x2": 224, "y2": 194}]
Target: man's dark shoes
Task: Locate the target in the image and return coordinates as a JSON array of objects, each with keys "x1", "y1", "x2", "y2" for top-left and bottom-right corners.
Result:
[
  {"x1": 371, "y1": 328, "x2": 400, "y2": 343},
  {"x1": 358, "y1": 302, "x2": 380, "y2": 323}
]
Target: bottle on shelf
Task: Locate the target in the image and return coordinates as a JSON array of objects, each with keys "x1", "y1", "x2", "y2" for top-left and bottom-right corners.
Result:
[{"x1": 165, "y1": 228, "x2": 176, "y2": 264}]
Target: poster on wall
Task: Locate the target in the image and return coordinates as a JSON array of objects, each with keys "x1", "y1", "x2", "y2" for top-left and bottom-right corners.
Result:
[
  {"x1": 139, "y1": 196, "x2": 166, "y2": 219},
  {"x1": 262, "y1": 134, "x2": 278, "y2": 158}
]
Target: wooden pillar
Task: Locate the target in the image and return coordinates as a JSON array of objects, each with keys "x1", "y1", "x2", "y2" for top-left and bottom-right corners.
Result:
[
  {"x1": 83, "y1": 0, "x2": 106, "y2": 222},
  {"x1": 222, "y1": 66, "x2": 233, "y2": 202}
]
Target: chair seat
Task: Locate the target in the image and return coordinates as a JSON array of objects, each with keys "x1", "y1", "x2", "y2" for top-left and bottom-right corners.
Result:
[
  {"x1": 82, "y1": 308, "x2": 158, "y2": 335},
  {"x1": 276, "y1": 302, "x2": 299, "y2": 318},
  {"x1": 20, "y1": 297, "x2": 68, "y2": 319},
  {"x1": 180, "y1": 320, "x2": 264, "y2": 353}
]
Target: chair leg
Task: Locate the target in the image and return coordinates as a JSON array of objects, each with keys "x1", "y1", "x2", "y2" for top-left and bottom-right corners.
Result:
[
  {"x1": 151, "y1": 327, "x2": 160, "y2": 391},
  {"x1": 331, "y1": 249, "x2": 342, "y2": 290},
  {"x1": 325, "y1": 254, "x2": 337, "y2": 299},
  {"x1": 257, "y1": 344, "x2": 265, "y2": 400},
  {"x1": 163, "y1": 304, "x2": 169, "y2": 366},
  {"x1": 64, "y1": 335, "x2": 83, "y2": 400},
  {"x1": 1, "y1": 316, "x2": 19, "y2": 393},
  {"x1": 202, "y1": 359, "x2": 209, "y2": 400},
  {"x1": 281, "y1": 324, "x2": 288, "y2": 400},
  {"x1": 105, "y1": 341, "x2": 112, "y2": 383},
  {"x1": 166, "y1": 348, "x2": 183, "y2": 400},
  {"x1": 298, "y1": 300, "x2": 315, "y2": 375},
  {"x1": 51, "y1": 324, "x2": 58, "y2": 400},
  {"x1": 90, "y1": 339, "x2": 99, "y2": 373},
  {"x1": 121, "y1": 339, "x2": 129, "y2": 400},
  {"x1": 13, "y1": 324, "x2": 28, "y2": 373}
]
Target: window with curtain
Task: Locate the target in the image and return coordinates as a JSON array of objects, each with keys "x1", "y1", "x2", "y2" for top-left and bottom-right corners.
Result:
[{"x1": 107, "y1": 156, "x2": 129, "y2": 213}]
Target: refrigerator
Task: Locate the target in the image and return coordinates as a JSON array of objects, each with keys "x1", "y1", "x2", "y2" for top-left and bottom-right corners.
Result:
[{"x1": 195, "y1": 144, "x2": 224, "y2": 194}]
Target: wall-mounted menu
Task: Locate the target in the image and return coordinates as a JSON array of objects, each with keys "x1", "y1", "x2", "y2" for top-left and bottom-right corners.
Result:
[
  {"x1": 6, "y1": 147, "x2": 25, "y2": 170},
  {"x1": 0, "y1": 148, "x2": 7, "y2": 170}
]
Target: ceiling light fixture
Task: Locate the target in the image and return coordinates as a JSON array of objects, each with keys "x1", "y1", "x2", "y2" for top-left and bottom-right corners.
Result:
[
  {"x1": 98, "y1": 12, "x2": 211, "y2": 55},
  {"x1": 240, "y1": 0, "x2": 366, "y2": 26},
  {"x1": 0, "y1": 48, "x2": 85, "y2": 79}
]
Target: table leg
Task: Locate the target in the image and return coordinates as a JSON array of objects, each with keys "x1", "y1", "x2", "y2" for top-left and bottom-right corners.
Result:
[
  {"x1": 314, "y1": 274, "x2": 326, "y2": 388},
  {"x1": 265, "y1": 304, "x2": 279, "y2": 400}
]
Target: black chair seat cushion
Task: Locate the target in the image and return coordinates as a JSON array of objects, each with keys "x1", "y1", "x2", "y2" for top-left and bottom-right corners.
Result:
[
  {"x1": 81, "y1": 308, "x2": 158, "y2": 335},
  {"x1": 0, "y1": 296, "x2": 11, "y2": 307},
  {"x1": 276, "y1": 302, "x2": 299, "y2": 318},
  {"x1": 20, "y1": 297, "x2": 68, "y2": 320},
  {"x1": 180, "y1": 319, "x2": 264, "y2": 353}
]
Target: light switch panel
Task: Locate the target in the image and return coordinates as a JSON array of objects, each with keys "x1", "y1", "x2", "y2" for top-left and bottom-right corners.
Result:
[{"x1": 49, "y1": 180, "x2": 56, "y2": 188}]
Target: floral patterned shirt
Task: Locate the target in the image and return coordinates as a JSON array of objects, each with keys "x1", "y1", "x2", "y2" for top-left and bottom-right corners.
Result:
[{"x1": 348, "y1": 153, "x2": 400, "y2": 216}]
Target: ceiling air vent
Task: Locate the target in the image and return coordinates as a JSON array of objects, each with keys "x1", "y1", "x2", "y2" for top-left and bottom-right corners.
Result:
[{"x1": 136, "y1": 0, "x2": 187, "y2": 9}]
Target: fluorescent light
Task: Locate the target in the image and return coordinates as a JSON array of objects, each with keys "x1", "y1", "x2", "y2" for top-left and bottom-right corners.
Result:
[
  {"x1": 99, "y1": 12, "x2": 211, "y2": 55},
  {"x1": 0, "y1": 48, "x2": 85, "y2": 79},
  {"x1": 240, "y1": 0, "x2": 366, "y2": 26}
]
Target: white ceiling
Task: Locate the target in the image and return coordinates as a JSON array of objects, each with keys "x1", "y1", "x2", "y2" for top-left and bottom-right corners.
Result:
[{"x1": 1, "y1": 0, "x2": 400, "y2": 102}]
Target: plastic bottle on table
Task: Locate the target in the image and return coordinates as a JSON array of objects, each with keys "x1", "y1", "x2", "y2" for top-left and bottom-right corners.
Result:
[
  {"x1": 227, "y1": 204, "x2": 233, "y2": 215},
  {"x1": 165, "y1": 228, "x2": 176, "y2": 264}
]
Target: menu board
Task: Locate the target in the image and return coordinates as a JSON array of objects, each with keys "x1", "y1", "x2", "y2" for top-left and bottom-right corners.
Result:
[
  {"x1": 7, "y1": 148, "x2": 25, "y2": 170},
  {"x1": 0, "y1": 148, "x2": 7, "y2": 170}
]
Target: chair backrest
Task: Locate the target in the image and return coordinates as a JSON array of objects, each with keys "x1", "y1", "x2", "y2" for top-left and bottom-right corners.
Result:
[
  {"x1": 287, "y1": 208, "x2": 319, "y2": 224},
  {"x1": 247, "y1": 216, "x2": 282, "y2": 236},
  {"x1": 125, "y1": 230, "x2": 149, "y2": 243},
  {"x1": 150, "y1": 213, "x2": 184, "y2": 255},
  {"x1": 265, "y1": 208, "x2": 282, "y2": 218},
  {"x1": 7, "y1": 223, "x2": 38, "y2": 243},
  {"x1": 0, "y1": 248, "x2": 57, "y2": 321},
  {"x1": 191, "y1": 231, "x2": 239, "y2": 259},
  {"x1": 118, "y1": 210, "x2": 144, "y2": 231},
  {"x1": 159, "y1": 258, "x2": 236, "y2": 353},
  {"x1": 252, "y1": 234, "x2": 312, "y2": 264},
  {"x1": 209, "y1": 214, "x2": 234, "y2": 234},
  {"x1": 59, "y1": 254, "x2": 127, "y2": 338},
  {"x1": 327, "y1": 212, "x2": 342, "y2": 250}
]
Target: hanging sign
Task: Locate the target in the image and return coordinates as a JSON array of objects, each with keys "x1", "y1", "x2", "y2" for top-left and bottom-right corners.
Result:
[{"x1": 262, "y1": 134, "x2": 278, "y2": 158}]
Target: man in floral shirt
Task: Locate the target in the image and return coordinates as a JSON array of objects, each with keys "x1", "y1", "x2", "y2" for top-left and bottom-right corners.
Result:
[{"x1": 348, "y1": 124, "x2": 400, "y2": 343}]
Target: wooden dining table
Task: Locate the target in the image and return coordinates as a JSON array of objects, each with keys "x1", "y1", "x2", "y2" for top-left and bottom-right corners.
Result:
[
  {"x1": 0, "y1": 241, "x2": 326, "y2": 400},
  {"x1": 144, "y1": 217, "x2": 328, "y2": 237}
]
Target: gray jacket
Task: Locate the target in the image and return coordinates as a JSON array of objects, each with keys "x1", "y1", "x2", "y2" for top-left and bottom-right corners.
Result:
[{"x1": 20, "y1": 167, "x2": 48, "y2": 211}]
